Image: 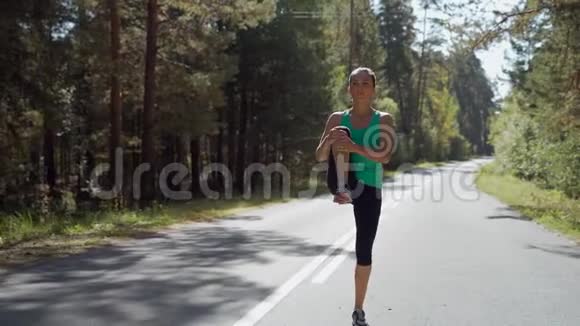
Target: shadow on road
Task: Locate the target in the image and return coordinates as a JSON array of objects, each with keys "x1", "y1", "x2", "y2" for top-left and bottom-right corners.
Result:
[
  {"x1": 220, "y1": 214, "x2": 264, "y2": 222},
  {"x1": 487, "y1": 206, "x2": 532, "y2": 221},
  {"x1": 402, "y1": 168, "x2": 434, "y2": 176},
  {"x1": 487, "y1": 214, "x2": 532, "y2": 221},
  {"x1": 0, "y1": 224, "x2": 336, "y2": 326},
  {"x1": 527, "y1": 244, "x2": 580, "y2": 259}
]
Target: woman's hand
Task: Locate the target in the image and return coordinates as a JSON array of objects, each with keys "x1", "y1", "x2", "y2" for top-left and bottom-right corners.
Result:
[
  {"x1": 326, "y1": 127, "x2": 349, "y2": 145},
  {"x1": 334, "y1": 134, "x2": 357, "y2": 153}
]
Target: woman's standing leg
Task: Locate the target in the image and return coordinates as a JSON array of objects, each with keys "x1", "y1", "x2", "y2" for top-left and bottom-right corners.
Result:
[{"x1": 352, "y1": 185, "x2": 382, "y2": 325}]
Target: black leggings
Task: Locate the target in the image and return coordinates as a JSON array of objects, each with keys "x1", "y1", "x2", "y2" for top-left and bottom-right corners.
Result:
[
  {"x1": 326, "y1": 126, "x2": 382, "y2": 266},
  {"x1": 352, "y1": 183, "x2": 382, "y2": 265}
]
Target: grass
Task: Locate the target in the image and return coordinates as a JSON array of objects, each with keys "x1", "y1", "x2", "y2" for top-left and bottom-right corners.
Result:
[
  {"x1": 415, "y1": 161, "x2": 446, "y2": 169},
  {"x1": 0, "y1": 195, "x2": 291, "y2": 267},
  {"x1": 0, "y1": 196, "x2": 293, "y2": 248},
  {"x1": 384, "y1": 169, "x2": 399, "y2": 178},
  {"x1": 475, "y1": 161, "x2": 580, "y2": 243}
]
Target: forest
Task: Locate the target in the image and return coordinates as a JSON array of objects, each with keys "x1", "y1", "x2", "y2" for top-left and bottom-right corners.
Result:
[{"x1": 0, "y1": 0, "x2": 578, "y2": 247}]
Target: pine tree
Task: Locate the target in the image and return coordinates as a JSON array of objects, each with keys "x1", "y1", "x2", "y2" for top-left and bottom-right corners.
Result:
[{"x1": 376, "y1": 0, "x2": 416, "y2": 135}]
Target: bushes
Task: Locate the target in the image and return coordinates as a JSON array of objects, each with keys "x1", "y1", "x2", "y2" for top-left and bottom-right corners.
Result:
[
  {"x1": 449, "y1": 135, "x2": 472, "y2": 161},
  {"x1": 489, "y1": 95, "x2": 579, "y2": 199},
  {"x1": 388, "y1": 129, "x2": 472, "y2": 166},
  {"x1": 534, "y1": 136, "x2": 580, "y2": 198},
  {"x1": 388, "y1": 133, "x2": 415, "y2": 167}
]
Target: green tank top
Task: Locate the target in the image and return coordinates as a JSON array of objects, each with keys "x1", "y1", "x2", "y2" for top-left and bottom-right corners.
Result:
[{"x1": 340, "y1": 109, "x2": 383, "y2": 189}]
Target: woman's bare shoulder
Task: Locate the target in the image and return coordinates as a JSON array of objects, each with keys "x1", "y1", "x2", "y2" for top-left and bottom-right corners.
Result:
[
  {"x1": 377, "y1": 111, "x2": 394, "y2": 126},
  {"x1": 326, "y1": 110, "x2": 347, "y2": 127}
]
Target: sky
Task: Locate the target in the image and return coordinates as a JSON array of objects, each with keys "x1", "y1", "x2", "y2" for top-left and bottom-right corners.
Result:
[{"x1": 373, "y1": 0, "x2": 521, "y2": 100}]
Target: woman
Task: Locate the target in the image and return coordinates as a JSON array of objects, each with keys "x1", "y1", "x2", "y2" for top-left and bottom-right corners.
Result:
[{"x1": 315, "y1": 67, "x2": 396, "y2": 326}]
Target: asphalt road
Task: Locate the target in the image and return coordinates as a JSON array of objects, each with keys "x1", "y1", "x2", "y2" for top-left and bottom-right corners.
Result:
[{"x1": 1, "y1": 158, "x2": 579, "y2": 326}]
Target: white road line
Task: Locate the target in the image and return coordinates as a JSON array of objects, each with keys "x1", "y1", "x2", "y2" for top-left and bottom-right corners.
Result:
[
  {"x1": 311, "y1": 237, "x2": 356, "y2": 284},
  {"x1": 312, "y1": 197, "x2": 401, "y2": 285},
  {"x1": 232, "y1": 228, "x2": 356, "y2": 326}
]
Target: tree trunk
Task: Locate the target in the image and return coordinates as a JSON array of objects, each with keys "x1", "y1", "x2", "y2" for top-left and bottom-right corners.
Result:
[
  {"x1": 226, "y1": 83, "x2": 237, "y2": 181},
  {"x1": 43, "y1": 121, "x2": 56, "y2": 190},
  {"x1": 210, "y1": 132, "x2": 223, "y2": 193},
  {"x1": 176, "y1": 135, "x2": 186, "y2": 166},
  {"x1": 214, "y1": 107, "x2": 226, "y2": 193},
  {"x1": 418, "y1": 61, "x2": 429, "y2": 125},
  {"x1": 140, "y1": 0, "x2": 158, "y2": 207},
  {"x1": 413, "y1": 4, "x2": 429, "y2": 161},
  {"x1": 160, "y1": 134, "x2": 176, "y2": 192},
  {"x1": 236, "y1": 85, "x2": 248, "y2": 194},
  {"x1": 395, "y1": 78, "x2": 409, "y2": 134},
  {"x1": 217, "y1": 107, "x2": 225, "y2": 165},
  {"x1": 225, "y1": 83, "x2": 236, "y2": 180},
  {"x1": 349, "y1": 0, "x2": 355, "y2": 71},
  {"x1": 108, "y1": 0, "x2": 122, "y2": 203},
  {"x1": 177, "y1": 134, "x2": 190, "y2": 192},
  {"x1": 190, "y1": 137, "x2": 201, "y2": 197},
  {"x1": 415, "y1": 4, "x2": 429, "y2": 126},
  {"x1": 30, "y1": 148, "x2": 41, "y2": 185}
]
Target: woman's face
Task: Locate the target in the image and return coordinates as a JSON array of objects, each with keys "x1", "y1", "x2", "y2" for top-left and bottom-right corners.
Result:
[{"x1": 348, "y1": 71, "x2": 375, "y2": 101}]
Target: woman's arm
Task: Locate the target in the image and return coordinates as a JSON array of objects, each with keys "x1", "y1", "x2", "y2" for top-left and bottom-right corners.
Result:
[{"x1": 315, "y1": 112, "x2": 342, "y2": 162}]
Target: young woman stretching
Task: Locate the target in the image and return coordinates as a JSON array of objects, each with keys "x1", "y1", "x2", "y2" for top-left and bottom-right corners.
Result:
[{"x1": 315, "y1": 67, "x2": 396, "y2": 326}]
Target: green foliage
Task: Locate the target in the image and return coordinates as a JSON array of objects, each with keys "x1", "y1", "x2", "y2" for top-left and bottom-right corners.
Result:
[
  {"x1": 448, "y1": 135, "x2": 472, "y2": 160},
  {"x1": 326, "y1": 64, "x2": 349, "y2": 110},
  {"x1": 421, "y1": 59, "x2": 463, "y2": 161},
  {"x1": 488, "y1": 1, "x2": 579, "y2": 198},
  {"x1": 376, "y1": 0, "x2": 416, "y2": 135},
  {"x1": 156, "y1": 0, "x2": 276, "y2": 138},
  {"x1": 322, "y1": 0, "x2": 388, "y2": 110},
  {"x1": 375, "y1": 95, "x2": 398, "y2": 116},
  {"x1": 490, "y1": 93, "x2": 580, "y2": 198},
  {"x1": 451, "y1": 52, "x2": 495, "y2": 155},
  {"x1": 388, "y1": 133, "x2": 414, "y2": 167},
  {"x1": 235, "y1": 0, "x2": 333, "y2": 142}
]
